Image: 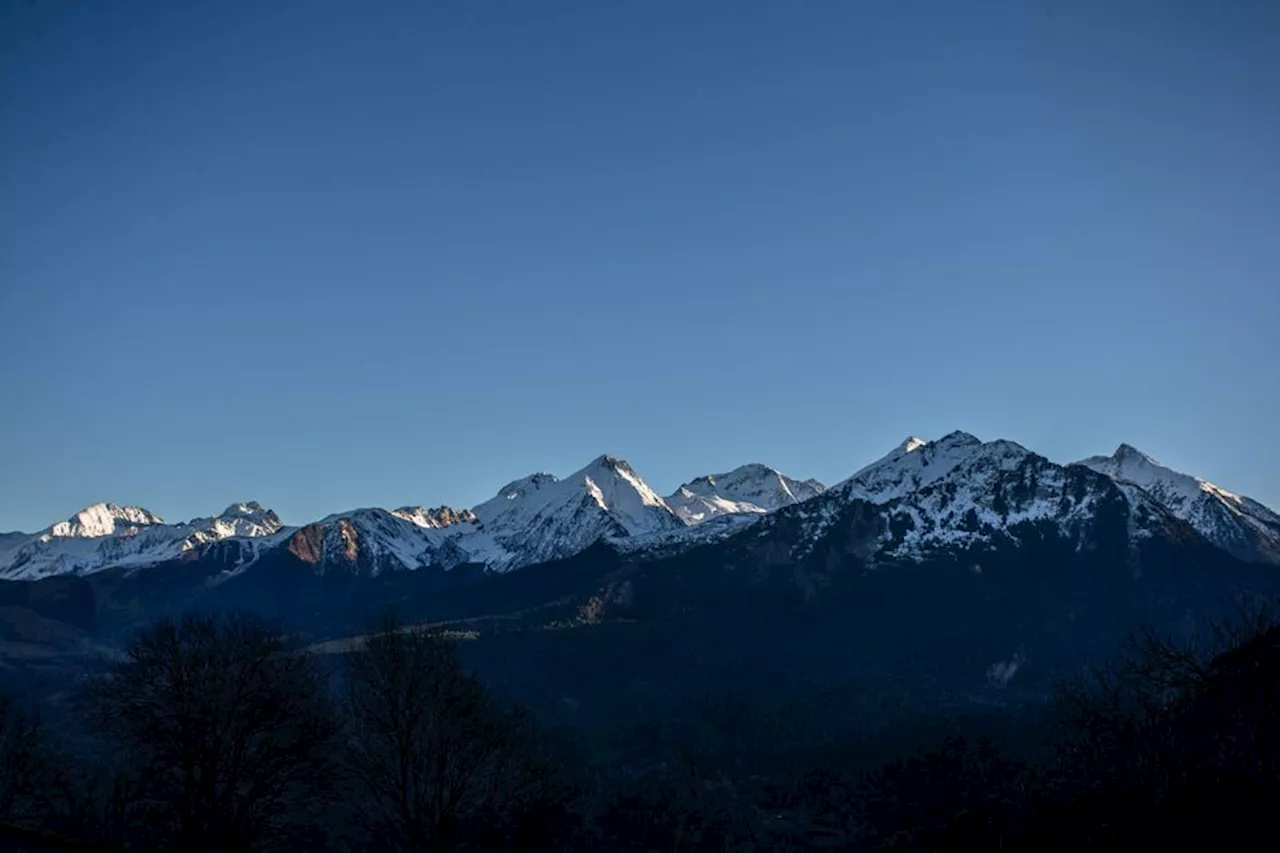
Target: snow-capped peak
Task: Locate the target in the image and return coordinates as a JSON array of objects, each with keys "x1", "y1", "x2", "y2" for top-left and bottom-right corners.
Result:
[
  {"x1": 1076, "y1": 443, "x2": 1280, "y2": 562},
  {"x1": 284, "y1": 507, "x2": 472, "y2": 574},
  {"x1": 47, "y1": 503, "x2": 165, "y2": 539},
  {"x1": 784, "y1": 431, "x2": 1075, "y2": 563},
  {"x1": 220, "y1": 501, "x2": 267, "y2": 519},
  {"x1": 840, "y1": 431, "x2": 989, "y2": 504},
  {"x1": 390, "y1": 505, "x2": 478, "y2": 529},
  {"x1": 0, "y1": 500, "x2": 288, "y2": 581},
  {"x1": 564, "y1": 454, "x2": 673, "y2": 533},
  {"x1": 899, "y1": 436, "x2": 930, "y2": 454},
  {"x1": 1078, "y1": 444, "x2": 1233, "y2": 508},
  {"x1": 667, "y1": 463, "x2": 826, "y2": 525},
  {"x1": 471, "y1": 454, "x2": 683, "y2": 569},
  {"x1": 494, "y1": 473, "x2": 559, "y2": 501},
  {"x1": 198, "y1": 502, "x2": 283, "y2": 540},
  {"x1": 583, "y1": 455, "x2": 669, "y2": 512}
]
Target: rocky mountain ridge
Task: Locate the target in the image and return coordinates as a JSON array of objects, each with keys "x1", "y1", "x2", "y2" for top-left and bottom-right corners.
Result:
[{"x1": 2, "y1": 434, "x2": 1275, "y2": 582}]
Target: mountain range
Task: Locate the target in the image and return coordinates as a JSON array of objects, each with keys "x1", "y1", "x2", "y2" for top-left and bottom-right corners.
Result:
[
  {"x1": 4, "y1": 431, "x2": 1279, "y2": 731},
  {"x1": 0, "y1": 455, "x2": 824, "y2": 581},
  {"x1": 3, "y1": 432, "x2": 1277, "y2": 584}
]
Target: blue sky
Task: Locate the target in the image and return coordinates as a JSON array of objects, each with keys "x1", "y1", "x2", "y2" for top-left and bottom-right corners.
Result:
[{"x1": 2, "y1": 0, "x2": 1277, "y2": 530}]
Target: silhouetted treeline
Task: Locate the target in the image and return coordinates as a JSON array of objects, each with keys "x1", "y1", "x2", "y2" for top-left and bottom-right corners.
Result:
[
  {"x1": 854, "y1": 603, "x2": 1280, "y2": 851},
  {"x1": 1, "y1": 612, "x2": 578, "y2": 852},
  {"x1": 2, "y1": 604, "x2": 1278, "y2": 851}
]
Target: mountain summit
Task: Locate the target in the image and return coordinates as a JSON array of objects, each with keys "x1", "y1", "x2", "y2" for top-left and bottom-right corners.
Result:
[
  {"x1": 1077, "y1": 444, "x2": 1280, "y2": 563},
  {"x1": 666, "y1": 464, "x2": 826, "y2": 525},
  {"x1": 838, "y1": 430, "x2": 987, "y2": 504},
  {"x1": 472, "y1": 454, "x2": 684, "y2": 569},
  {"x1": 47, "y1": 502, "x2": 165, "y2": 539}
]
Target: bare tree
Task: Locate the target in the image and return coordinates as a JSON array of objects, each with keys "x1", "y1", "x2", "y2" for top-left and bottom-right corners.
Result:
[
  {"x1": 342, "y1": 612, "x2": 560, "y2": 852},
  {"x1": 1049, "y1": 598, "x2": 1280, "y2": 804},
  {"x1": 1124, "y1": 597, "x2": 1280, "y2": 706},
  {"x1": 82, "y1": 613, "x2": 340, "y2": 852}
]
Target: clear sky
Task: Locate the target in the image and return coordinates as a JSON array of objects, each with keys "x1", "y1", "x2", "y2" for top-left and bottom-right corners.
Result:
[{"x1": 2, "y1": 0, "x2": 1278, "y2": 531}]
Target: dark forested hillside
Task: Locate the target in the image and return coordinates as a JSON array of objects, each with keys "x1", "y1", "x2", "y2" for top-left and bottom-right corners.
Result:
[{"x1": 3, "y1": 603, "x2": 1279, "y2": 850}]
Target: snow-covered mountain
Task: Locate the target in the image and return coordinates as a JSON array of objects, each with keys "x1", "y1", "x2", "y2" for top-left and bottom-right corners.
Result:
[
  {"x1": 864, "y1": 438, "x2": 1135, "y2": 560},
  {"x1": 1077, "y1": 444, "x2": 1280, "y2": 564},
  {"x1": 268, "y1": 457, "x2": 827, "y2": 575},
  {"x1": 472, "y1": 455, "x2": 685, "y2": 569},
  {"x1": 389, "y1": 506, "x2": 478, "y2": 529},
  {"x1": 0, "y1": 456, "x2": 694, "y2": 580},
  {"x1": 2, "y1": 437, "x2": 1275, "y2": 582},
  {"x1": 0, "y1": 501, "x2": 284, "y2": 581},
  {"x1": 47, "y1": 502, "x2": 165, "y2": 538},
  {"x1": 278, "y1": 508, "x2": 471, "y2": 575},
  {"x1": 840, "y1": 432, "x2": 986, "y2": 504},
  {"x1": 781, "y1": 432, "x2": 1214, "y2": 564},
  {"x1": 268, "y1": 455, "x2": 693, "y2": 575},
  {"x1": 666, "y1": 464, "x2": 826, "y2": 525}
]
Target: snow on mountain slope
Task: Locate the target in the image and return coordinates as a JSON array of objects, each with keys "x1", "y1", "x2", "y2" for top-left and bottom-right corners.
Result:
[
  {"x1": 6, "y1": 437, "x2": 1275, "y2": 581},
  {"x1": 281, "y1": 508, "x2": 459, "y2": 574},
  {"x1": 260, "y1": 455, "x2": 722, "y2": 574},
  {"x1": 0, "y1": 456, "x2": 684, "y2": 579},
  {"x1": 874, "y1": 442, "x2": 1110, "y2": 559},
  {"x1": 1077, "y1": 444, "x2": 1280, "y2": 563},
  {"x1": 781, "y1": 433, "x2": 1146, "y2": 562},
  {"x1": 493, "y1": 473, "x2": 559, "y2": 502},
  {"x1": 472, "y1": 455, "x2": 685, "y2": 569},
  {"x1": 390, "y1": 505, "x2": 478, "y2": 529},
  {"x1": 837, "y1": 431, "x2": 987, "y2": 504},
  {"x1": 616, "y1": 511, "x2": 761, "y2": 558},
  {"x1": 193, "y1": 502, "x2": 283, "y2": 541},
  {"x1": 667, "y1": 464, "x2": 826, "y2": 525},
  {"x1": 0, "y1": 501, "x2": 284, "y2": 581},
  {"x1": 47, "y1": 503, "x2": 164, "y2": 538}
]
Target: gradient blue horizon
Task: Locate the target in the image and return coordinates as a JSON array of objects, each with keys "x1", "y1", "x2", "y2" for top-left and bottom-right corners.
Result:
[{"x1": 2, "y1": 0, "x2": 1278, "y2": 531}]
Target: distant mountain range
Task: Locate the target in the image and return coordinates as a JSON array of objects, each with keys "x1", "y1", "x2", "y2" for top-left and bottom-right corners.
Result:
[
  {"x1": 3, "y1": 432, "x2": 1277, "y2": 583},
  {"x1": 4, "y1": 431, "x2": 1279, "y2": 731}
]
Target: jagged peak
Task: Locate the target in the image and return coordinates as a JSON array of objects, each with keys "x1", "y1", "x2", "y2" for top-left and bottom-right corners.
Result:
[
  {"x1": 583, "y1": 454, "x2": 635, "y2": 476},
  {"x1": 1080, "y1": 444, "x2": 1243, "y2": 504},
  {"x1": 980, "y1": 438, "x2": 1033, "y2": 457},
  {"x1": 570, "y1": 455, "x2": 668, "y2": 511},
  {"x1": 219, "y1": 501, "x2": 269, "y2": 518},
  {"x1": 204, "y1": 501, "x2": 282, "y2": 537},
  {"x1": 839, "y1": 430, "x2": 1004, "y2": 504},
  {"x1": 317, "y1": 506, "x2": 398, "y2": 525},
  {"x1": 76, "y1": 501, "x2": 161, "y2": 520},
  {"x1": 855, "y1": 432, "x2": 982, "y2": 477},
  {"x1": 667, "y1": 462, "x2": 826, "y2": 525},
  {"x1": 679, "y1": 462, "x2": 781, "y2": 491},
  {"x1": 573, "y1": 455, "x2": 664, "y2": 503},
  {"x1": 935, "y1": 430, "x2": 983, "y2": 448},
  {"x1": 1074, "y1": 442, "x2": 1280, "y2": 562},
  {"x1": 1113, "y1": 442, "x2": 1162, "y2": 466},
  {"x1": 48, "y1": 502, "x2": 165, "y2": 539},
  {"x1": 898, "y1": 436, "x2": 929, "y2": 454},
  {"x1": 1077, "y1": 443, "x2": 1183, "y2": 484},
  {"x1": 391, "y1": 505, "x2": 477, "y2": 529},
  {"x1": 495, "y1": 472, "x2": 558, "y2": 500},
  {"x1": 728, "y1": 462, "x2": 776, "y2": 475},
  {"x1": 855, "y1": 432, "x2": 960, "y2": 476}
]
